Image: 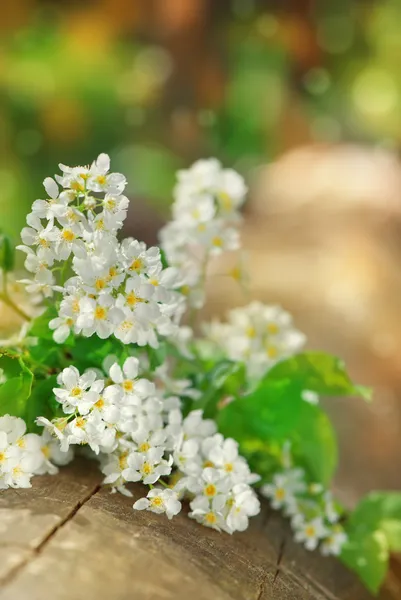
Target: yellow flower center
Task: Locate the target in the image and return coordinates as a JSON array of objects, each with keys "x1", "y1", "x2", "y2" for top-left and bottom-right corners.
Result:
[
  {"x1": 95, "y1": 278, "x2": 106, "y2": 291},
  {"x1": 203, "y1": 460, "x2": 214, "y2": 468},
  {"x1": 267, "y1": 323, "x2": 279, "y2": 335},
  {"x1": 123, "y1": 379, "x2": 134, "y2": 392},
  {"x1": 138, "y1": 442, "x2": 150, "y2": 452},
  {"x1": 212, "y1": 236, "x2": 223, "y2": 247},
  {"x1": 39, "y1": 238, "x2": 50, "y2": 248},
  {"x1": 106, "y1": 198, "x2": 116, "y2": 210},
  {"x1": 96, "y1": 175, "x2": 107, "y2": 185},
  {"x1": 120, "y1": 320, "x2": 133, "y2": 331},
  {"x1": 246, "y1": 326, "x2": 256, "y2": 338},
  {"x1": 275, "y1": 488, "x2": 286, "y2": 501},
  {"x1": 66, "y1": 318, "x2": 74, "y2": 327},
  {"x1": 62, "y1": 229, "x2": 76, "y2": 242},
  {"x1": 129, "y1": 258, "x2": 143, "y2": 272},
  {"x1": 71, "y1": 387, "x2": 82, "y2": 397},
  {"x1": 224, "y1": 463, "x2": 234, "y2": 472},
  {"x1": 108, "y1": 266, "x2": 117, "y2": 278},
  {"x1": 149, "y1": 278, "x2": 159, "y2": 286},
  {"x1": 150, "y1": 496, "x2": 164, "y2": 508},
  {"x1": 305, "y1": 525, "x2": 316, "y2": 538},
  {"x1": 94, "y1": 306, "x2": 107, "y2": 320},
  {"x1": 72, "y1": 299, "x2": 80, "y2": 313},
  {"x1": 205, "y1": 512, "x2": 217, "y2": 525},
  {"x1": 218, "y1": 191, "x2": 232, "y2": 211},
  {"x1": 71, "y1": 181, "x2": 85, "y2": 192},
  {"x1": 119, "y1": 451, "x2": 129, "y2": 469},
  {"x1": 75, "y1": 417, "x2": 86, "y2": 428},
  {"x1": 204, "y1": 483, "x2": 217, "y2": 497},
  {"x1": 0, "y1": 452, "x2": 5, "y2": 462},
  {"x1": 42, "y1": 445, "x2": 51, "y2": 459},
  {"x1": 266, "y1": 345, "x2": 278, "y2": 358},
  {"x1": 96, "y1": 219, "x2": 105, "y2": 230},
  {"x1": 142, "y1": 462, "x2": 153, "y2": 476},
  {"x1": 94, "y1": 397, "x2": 105, "y2": 409},
  {"x1": 126, "y1": 292, "x2": 141, "y2": 306},
  {"x1": 12, "y1": 466, "x2": 22, "y2": 477}
]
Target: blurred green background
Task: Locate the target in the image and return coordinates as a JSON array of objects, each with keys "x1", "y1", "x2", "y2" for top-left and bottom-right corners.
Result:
[{"x1": 1, "y1": 0, "x2": 401, "y2": 235}]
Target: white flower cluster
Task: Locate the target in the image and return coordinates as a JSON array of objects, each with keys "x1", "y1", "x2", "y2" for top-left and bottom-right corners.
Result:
[
  {"x1": 37, "y1": 357, "x2": 260, "y2": 532},
  {"x1": 17, "y1": 154, "x2": 184, "y2": 347},
  {"x1": 0, "y1": 415, "x2": 73, "y2": 489},
  {"x1": 261, "y1": 447, "x2": 347, "y2": 556},
  {"x1": 159, "y1": 158, "x2": 247, "y2": 307},
  {"x1": 206, "y1": 301, "x2": 306, "y2": 379}
]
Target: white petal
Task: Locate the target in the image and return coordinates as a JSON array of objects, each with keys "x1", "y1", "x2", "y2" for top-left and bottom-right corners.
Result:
[
  {"x1": 109, "y1": 363, "x2": 123, "y2": 384},
  {"x1": 43, "y1": 177, "x2": 59, "y2": 199}
]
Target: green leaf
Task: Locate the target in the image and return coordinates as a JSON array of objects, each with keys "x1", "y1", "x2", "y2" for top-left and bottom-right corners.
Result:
[
  {"x1": 197, "y1": 360, "x2": 246, "y2": 419},
  {"x1": 217, "y1": 376, "x2": 338, "y2": 485},
  {"x1": 347, "y1": 492, "x2": 401, "y2": 552},
  {"x1": 29, "y1": 306, "x2": 59, "y2": 340},
  {"x1": 70, "y1": 335, "x2": 125, "y2": 371},
  {"x1": 266, "y1": 352, "x2": 371, "y2": 401},
  {"x1": 0, "y1": 232, "x2": 15, "y2": 272},
  {"x1": 24, "y1": 375, "x2": 59, "y2": 432},
  {"x1": 341, "y1": 492, "x2": 401, "y2": 593},
  {"x1": 0, "y1": 353, "x2": 34, "y2": 418},
  {"x1": 341, "y1": 529, "x2": 389, "y2": 594}
]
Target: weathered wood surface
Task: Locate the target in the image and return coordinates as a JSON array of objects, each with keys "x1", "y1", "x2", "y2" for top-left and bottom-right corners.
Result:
[{"x1": 0, "y1": 459, "x2": 398, "y2": 600}]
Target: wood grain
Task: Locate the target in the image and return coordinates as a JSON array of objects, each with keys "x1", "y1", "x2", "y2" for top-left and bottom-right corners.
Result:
[{"x1": 0, "y1": 459, "x2": 395, "y2": 600}]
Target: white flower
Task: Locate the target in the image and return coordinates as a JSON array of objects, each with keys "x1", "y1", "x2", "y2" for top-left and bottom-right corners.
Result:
[
  {"x1": 294, "y1": 517, "x2": 328, "y2": 551},
  {"x1": 108, "y1": 357, "x2": 155, "y2": 405},
  {"x1": 321, "y1": 526, "x2": 348, "y2": 556},
  {"x1": 0, "y1": 415, "x2": 57, "y2": 489},
  {"x1": 76, "y1": 294, "x2": 124, "y2": 339},
  {"x1": 261, "y1": 469, "x2": 306, "y2": 510},
  {"x1": 189, "y1": 495, "x2": 227, "y2": 531},
  {"x1": 133, "y1": 488, "x2": 181, "y2": 519},
  {"x1": 54, "y1": 367, "x2": 102, "y2": 414},
  {"x1": 225, "y1": 484, "x2": 260, "y2": 533},
  {"x1": 206, "y1": 437, "x2": 260, "y2": 485},
  {"x1": 205, "y1": 302, "x2": 306, "y2": 380},
  {"x1": 159, "y1": 158, "x2": 247, "y2": 308},
  {"x1": 122, "y1": 448, "x2": 172, "y2": 485}
]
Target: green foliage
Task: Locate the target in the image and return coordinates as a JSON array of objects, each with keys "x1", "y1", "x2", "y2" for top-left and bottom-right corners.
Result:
[
  {"x1": 0, "y1": 352, "x2": 33, "y2": 419},
  {"x1": 197, "y1": 360, "x2": 246, "y2": 419},
  {"x1": 341, "y1": 492, "x2": 401, "y2": 593},
  {"x1": 25, "y1": 375, "x2": 59, "y2": 432},
  {"x1": 217, "y1": 352, "x2": 368, "y2": 485},
  {"x1": 266, "y1": 352, "x2": 371, "y2": 401},
  {"x1": 0, "y1": 232, "x2": 15, "y2": 273}
]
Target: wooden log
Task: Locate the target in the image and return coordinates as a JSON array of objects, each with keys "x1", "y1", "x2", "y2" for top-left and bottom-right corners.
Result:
[{"x1": 0, "y1": 459, "x2": 396, "y2": 600}]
